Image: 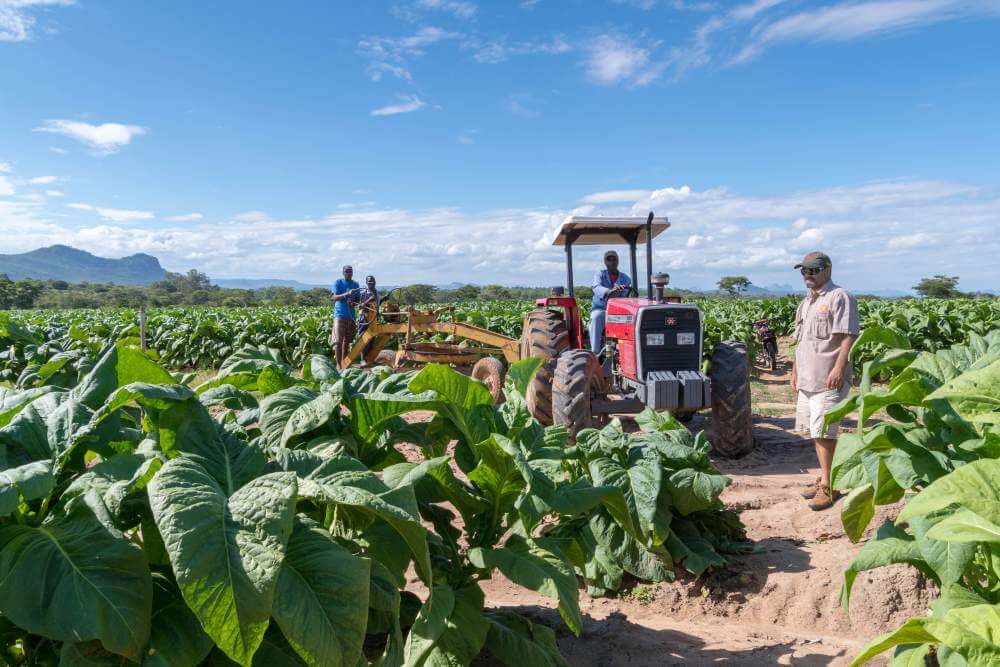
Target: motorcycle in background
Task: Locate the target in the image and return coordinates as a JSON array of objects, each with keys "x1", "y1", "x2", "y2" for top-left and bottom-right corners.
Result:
[{"x1": 754, "y1": 318, "x2": 779, "y2": 371}]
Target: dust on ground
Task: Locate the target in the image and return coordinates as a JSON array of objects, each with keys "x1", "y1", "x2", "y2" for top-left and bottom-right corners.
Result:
[{"x1": 401, "y1": 339, "x2": 932, "y2": 665}]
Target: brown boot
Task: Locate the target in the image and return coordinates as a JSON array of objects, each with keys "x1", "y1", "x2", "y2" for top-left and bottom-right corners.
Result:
[
  {"x1": 800, "y1": 476, "x2": 822, "y2": 499},
  {"x1": 808, "y1": 485, "x2": 840, "y2": 511}
]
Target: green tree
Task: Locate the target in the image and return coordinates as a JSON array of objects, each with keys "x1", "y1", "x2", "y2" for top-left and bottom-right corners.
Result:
[
  {"x1": 478, "y1": 284, "x2": 512, "y2": 300},
  {"x1": 717, "y1": 276, "x2": 751, "y2": 297},
  {"x1": 395, "y1": 284, "x2": 437, "y2": 305},
  {"x1": 914, "y1": 275, "x2": 963, "y2": 299},
  {"x1": 451, "y1": 284, "x2": 481, "y2": 301}
]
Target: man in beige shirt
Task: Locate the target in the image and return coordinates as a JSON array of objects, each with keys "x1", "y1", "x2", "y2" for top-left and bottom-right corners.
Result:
[{"x1": 791, "y1": 251, "x2": 860, "y2": 510}]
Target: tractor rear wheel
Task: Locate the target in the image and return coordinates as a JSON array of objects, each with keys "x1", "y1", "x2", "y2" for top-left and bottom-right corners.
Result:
[
  {"x1": 520, "y1": 309, "x2": 570, "y2": 425},
  {"x1": 709, "y1": 341, "x2": 753, "y2": 457},
  {"x1": 552, "y1": 349, "x2": 605, "y2": 440},
  {"x1": 472, "y1": 356, "x2": 506, "y2": 405}
]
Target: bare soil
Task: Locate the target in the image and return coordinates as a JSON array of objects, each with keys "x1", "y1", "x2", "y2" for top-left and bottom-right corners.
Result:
[{"x1": 403, "y1": 340, "x2": 933, "y2": 665}]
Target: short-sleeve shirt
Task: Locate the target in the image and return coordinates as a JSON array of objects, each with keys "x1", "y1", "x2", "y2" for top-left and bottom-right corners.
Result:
[
  {"x1": 332, "y1": 278, "x2": 360, "y2": 319},
  {"x1": 793, "y1": 281, "x2": 860, "y2": 392}
]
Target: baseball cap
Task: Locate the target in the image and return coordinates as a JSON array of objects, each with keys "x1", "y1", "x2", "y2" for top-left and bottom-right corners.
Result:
[
  {"x1": 342, "y1": 265, "x2": 353, "y2": 272},
  {"x1": 794, "y1": 252, "x2": 831, "y2": 270},
  {"x1": 604, "y1": 250, "x2": 618, "y2": 260}
]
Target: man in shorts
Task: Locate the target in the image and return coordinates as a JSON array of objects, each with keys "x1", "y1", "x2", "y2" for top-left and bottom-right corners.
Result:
[
  {"x1": 791, "y1": 251, "x2": 860, "y2": 510},
  {"x1": 331, "y1": 265, "x2": 361, "y2": 367}
]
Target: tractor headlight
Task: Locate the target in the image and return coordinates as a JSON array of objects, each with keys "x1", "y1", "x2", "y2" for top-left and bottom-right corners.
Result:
[
  {"x1": 645, "y1": 333, "x2": 665, "y2": 346},
  {"x1": 677, "y1": 332, "x2": 696, "y2": 345}
]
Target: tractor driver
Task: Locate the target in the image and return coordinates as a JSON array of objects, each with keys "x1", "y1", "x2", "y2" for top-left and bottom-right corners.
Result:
[{"x1": 590, "y1": 250, "x2": 632, "y2": 353}]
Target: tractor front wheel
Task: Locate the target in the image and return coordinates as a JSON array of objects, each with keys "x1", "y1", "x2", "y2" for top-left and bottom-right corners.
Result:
[
  {"x1": 520, "y1": 310, "x2": 570, "y2": 424},
  {"x1": 472, "y1": 356, "x2": 506, "y2": 404},
  {"x1": 708, "y1": 341, "x2": 753, "y2": 457},
  {"x1": 552, "y1": 349, "x2": 605, "y2": 440}
]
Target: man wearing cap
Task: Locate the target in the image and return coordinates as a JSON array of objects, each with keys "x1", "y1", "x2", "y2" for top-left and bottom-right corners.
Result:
[
  {"x1": 331, "y1": 265, "x2": 361, "y2": 367},
  {"x1": 792, "y1": 251, "x2": 860, "y2": 511},
  {"x1": 590, "y1": 250, "x2": 633, "y2": 353}
]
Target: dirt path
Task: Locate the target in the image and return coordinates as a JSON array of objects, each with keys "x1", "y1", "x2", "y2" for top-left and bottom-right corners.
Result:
[{"x1": 473, "y1": 346, "x2": 933, "y2": 665}]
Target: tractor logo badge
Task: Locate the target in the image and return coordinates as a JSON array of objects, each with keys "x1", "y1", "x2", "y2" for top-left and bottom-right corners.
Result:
[{"x1": 665, "y1": 317, "x2": 677, "y2": 326}]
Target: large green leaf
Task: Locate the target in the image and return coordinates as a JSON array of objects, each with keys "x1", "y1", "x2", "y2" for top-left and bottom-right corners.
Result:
[
  {"x1": 483, "y1": 611, "x2": 569, "y2": 667},
  {"x1": 143, "y1": 573, "x2": 215, "y2": 667},
  {"x1": 850, "y1": 618, "x2": 938, "y2": 666},
  {"x1": 841, "y1": 483, "x2": 875, "y2": 543},
  {"x1": 927, "y1": 359, "x2": 1000, "y2": 425},
  {"x1": 665, "y1": 468, "x2": 728, "y2": 516},
  {"x1": 71, "y1": 342, "x2": 177, "y2": 410},
  {"x1": 0, "y1": 503, "x2": 152, "y2": 658},
  {"x1": 272, "y1": 516, "x2": 370, "y2": 667},
  {"x1": 288, "y1": 453, "x2": 432, "y2": 584},
  {"x1": 0, "y1": 459, "x2": 53, "y2": 517},
  {"x1": 898, "y1": 459, "x2": 1000, "y2": 524},
  {"x1": 259, "y1": 387, "x2": 341, "y2": 451},
  {"x1": 0, "y1": 386, "x2": 54, "y2": 428},
  {"x1": 382, "y1": 456, "x2": 487, "y2": 523},
  {"x1": 910, "y1": 511, "x2": 977, "y2": 585},
  {"x1": 148, "y1": 458, "x2": 297, "y2": 666},
  {"x1": 841, "y1": 520, "x2": 925, "y2": 610},
  {"x1": 402, "y1": 585, "x2": 489, "y2": 667},
  {"x1": 469, "y1": 535, "x2": 582, "y2": 636},
  {"x1": 588, "y1": 448, "x2": 662, "y2": 539},
  {"x1": 347, "y1": 392, "x2": 437, "y2": 445},
  {"x1": 927, "y1": 509, "x2": 1000, "y2": 544}
]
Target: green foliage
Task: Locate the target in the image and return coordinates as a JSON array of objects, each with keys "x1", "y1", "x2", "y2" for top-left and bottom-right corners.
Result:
[
  {"x1": 913, "y1": 274, "x2": 963, "y2": 299},
  {"x1": 0, "y1": 340, "x2": 749, "y2": 666},
  {"x1": 830, "y1": 329, "x2": 1000, "y2": 665},
  {"x1": 717, "y1": 275, "x2": 751, "y2": 297}
]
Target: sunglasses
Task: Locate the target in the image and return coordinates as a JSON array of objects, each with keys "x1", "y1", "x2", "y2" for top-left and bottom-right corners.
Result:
[{"x1": 800, "y1": 267, "x2": 822, "y2": 276}]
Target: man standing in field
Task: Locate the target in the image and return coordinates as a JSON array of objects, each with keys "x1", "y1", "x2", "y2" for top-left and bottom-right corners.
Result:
[
  {"x1": 590, "y1": 250, "x2": 632, "y2": 353},
  {"x1": 792, "y1": 251, "x2": 860, "y2": 511},
  {"x1": 331, "y1": 265, "x2": 361, "y2": 367}
]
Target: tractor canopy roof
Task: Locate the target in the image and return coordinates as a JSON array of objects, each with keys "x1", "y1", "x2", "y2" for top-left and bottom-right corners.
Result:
[{"x1": 552, "y1": 216, "x2": 669, "y2": 246}]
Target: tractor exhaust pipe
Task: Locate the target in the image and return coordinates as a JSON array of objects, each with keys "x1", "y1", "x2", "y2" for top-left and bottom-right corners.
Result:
[{"x1": 651, "y1": 272, "x2": 670, "y2": 303}]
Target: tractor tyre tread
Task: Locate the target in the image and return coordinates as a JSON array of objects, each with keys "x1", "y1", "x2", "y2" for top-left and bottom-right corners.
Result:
[
  {"x1": 472, "y1": 356, "x2": 506, "y2": 405},
  {"x1": 552, "y1": 349, "x2": 604, "y2": 440},
  {"x1": 521, "y1": 309, "x2": 570, "y2": 425},
  {"x1": 709, "y1": 341, "x2": 754, "y2": 457}
]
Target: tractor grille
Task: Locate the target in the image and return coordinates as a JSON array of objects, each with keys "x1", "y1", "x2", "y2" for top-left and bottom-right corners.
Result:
[{"x1": 639, "y1": 308, "x2": 701, "y2": 373}]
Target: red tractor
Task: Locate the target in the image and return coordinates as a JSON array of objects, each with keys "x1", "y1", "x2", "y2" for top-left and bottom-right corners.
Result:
[{"x1": 519, "y1": 213, "x2": 753, "y2": 456}]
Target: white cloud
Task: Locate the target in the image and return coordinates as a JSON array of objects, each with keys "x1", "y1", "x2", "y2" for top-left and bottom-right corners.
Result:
[
  {"x1": 457, "y1": 129, "x2": 477, "y2": 145},
  {"x1": 507, "y1": 94, "x2": 541, "y2": 118},
  {"x1": 888, "y1": 232, "x2": 933, "y2": 249},
  {"x1": 581, "y1": 189, "x2": 652, "y2": 204},
  {"x1": 4, "y1": 179, "x2": 997, "y2": 292},
  {"x1": 49, "y1": 146, "x2": 68, "y2": 155},
  {"x1": 232, "y1": 210, "x2": 270, "y2": 222},
  {"x1": 0, "y1": 175, "x2": 14, "y2": 196},
  {"x1": 466, "y1": 35, "x2": 572, "y2": 63},
  {"x1": 45, "y1": 189, "x2": 64, "y2": 197},
  {"x1": 0, "y1": 162, "x2": 10, "y2": 173},
  {"x1": 0, "y1": 0, "x2": 74, "y2": 42},
  {"x1": 415, "y1": 0, "x2": 477, "y2": 19},
  {"x1": 733, "y1": 0, "x2": 998, "y2": 64},
  {"x1": 370, "y1": 94, "x2": 427, "y2": 116},
  {"x1": 585, "y1": 33, "x2": 664, "y2": 86},
  {"x1": 359, "y1": 26, "x2": 463, "y2": 81},
  {"x1": 34, "y1": 119, "x2": 148, "y2": 155},
  {"x1": 67, "y1": 202, "x2": 154, "y2": 223},
  {"x1": 27, "y1": 175, "x2": 58, "y2": 185},
  {"x1": 166, "y1": 213, "x2": 204, "y2": 222}
]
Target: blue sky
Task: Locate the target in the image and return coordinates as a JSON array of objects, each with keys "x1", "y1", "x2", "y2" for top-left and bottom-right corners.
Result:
[{"x1": 2, "y1": 0, "x2": 999, "y2": 292}]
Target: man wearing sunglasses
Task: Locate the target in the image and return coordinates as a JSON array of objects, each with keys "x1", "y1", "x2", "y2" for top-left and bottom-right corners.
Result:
[{"x1": 791, "y1": 251, "x2": 860, "y2": 510}]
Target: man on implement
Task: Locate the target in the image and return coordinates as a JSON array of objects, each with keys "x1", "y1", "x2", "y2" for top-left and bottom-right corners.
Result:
[
  {"x1": 590, "y1": 250, "x2": 632, "y2": 353},
  {"x1": 331, "y1": 265, "x2": 361, "y2": 366},
  {"x1": 791, "y1": 251, "x2": 860, "y2": 511}
]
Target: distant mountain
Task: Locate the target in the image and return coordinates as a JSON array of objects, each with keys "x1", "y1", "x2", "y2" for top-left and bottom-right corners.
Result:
[
  {"x1": 0, "y1": 245, "x2": 167, "y2": 285},
  {"x1": 213, "y1": 278, "x2": 326, "y2": 291}
]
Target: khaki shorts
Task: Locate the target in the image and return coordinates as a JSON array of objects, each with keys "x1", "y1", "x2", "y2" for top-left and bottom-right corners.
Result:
[
  {"x1": 330, "y1": 317, "x2": 357, "y2": 344},
  {"x1": 795, "y1": 385, "x2": 849, "y2": 439}
]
